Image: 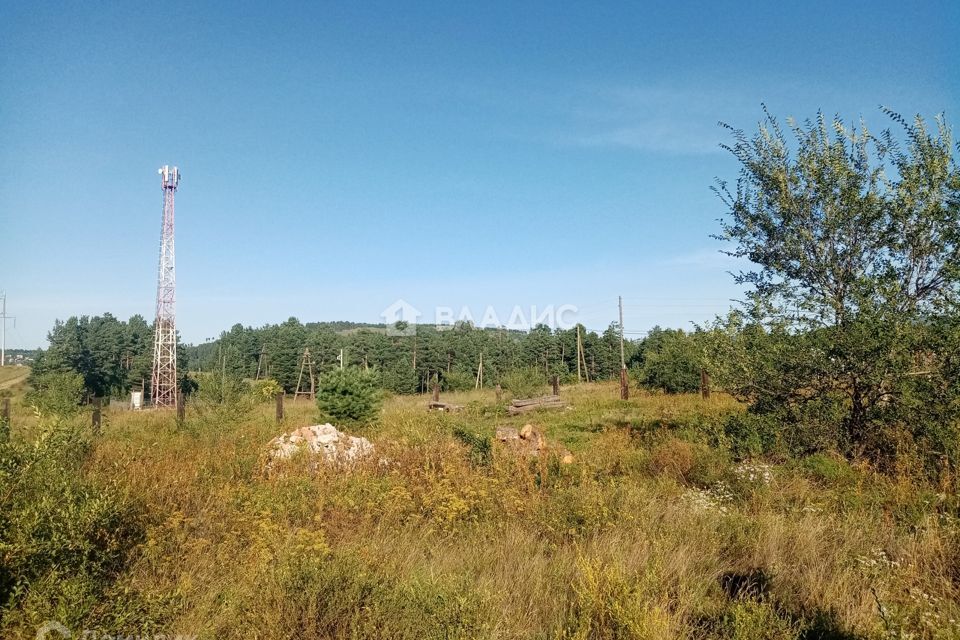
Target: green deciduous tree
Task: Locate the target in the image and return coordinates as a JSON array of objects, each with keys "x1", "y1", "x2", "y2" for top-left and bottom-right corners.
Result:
[
  {"x1": 636, "y1": 327, "x2": 703, "y2": 394},
  {"x1": 712, "y1": 108, "x2": 960, "y2": 467}
]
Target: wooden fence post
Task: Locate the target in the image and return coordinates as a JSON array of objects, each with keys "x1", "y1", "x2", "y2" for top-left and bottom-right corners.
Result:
[
  {"x1": 176, "y1": 392, "x2": 185, "y2": 424},
  {"x1": 700, "y1": 369, "x2": 711, "y2": 399},
  {"x1": 432, "y1": 378, "x2": 440, "y2": 402},
  {"x1": 2, "y1": 398, "x2": 10, "y2": 438},
  {"x1": 92, "y1": 397, "x2": 102, "y2": 434},
  {"x1": 495, "y1": 384, "x2": 502, "y2": 403},
  {"x1": 551, "y1": 375, "x2": 559, "y2": 396},
  {"x1": 275, "y1": 392, "x2": 284, "y2": 424}
]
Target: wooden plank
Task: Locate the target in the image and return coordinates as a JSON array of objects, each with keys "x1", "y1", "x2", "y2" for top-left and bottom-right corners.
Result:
[
  {"x1": 510, "y1": 395, "x2": 561, "y2": 408},
  {"x1": 507, "y1": 400, "x2": 565, "y2": 415}
]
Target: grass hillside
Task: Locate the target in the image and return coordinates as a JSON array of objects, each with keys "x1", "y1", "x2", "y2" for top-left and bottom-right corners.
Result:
[{"x1": 1, "y1": 383, "x2": 958, "y2": 639}]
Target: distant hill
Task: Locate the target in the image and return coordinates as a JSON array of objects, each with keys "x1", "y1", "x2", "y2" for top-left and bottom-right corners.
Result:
[{"x1": 303, "y1": 321, "x2": 386, "y2": 334}]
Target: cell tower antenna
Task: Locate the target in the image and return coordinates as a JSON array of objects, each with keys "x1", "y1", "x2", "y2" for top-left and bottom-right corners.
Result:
[{"x1": 151, "y1": 165, "x2": 181, "y2": 408}]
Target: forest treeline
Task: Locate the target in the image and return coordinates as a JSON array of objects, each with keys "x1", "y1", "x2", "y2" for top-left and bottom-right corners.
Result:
[
  {"x1": 192, "y1": 319, "x2": 651, "y2": 394},
  {"x1": 28, "y1": 313, "x2": 706, "y2": 398}
]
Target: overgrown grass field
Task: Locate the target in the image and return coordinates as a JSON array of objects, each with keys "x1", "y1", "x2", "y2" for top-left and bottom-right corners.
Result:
[
  {"x1": 0, "y1": 365, "x2": 29, "y2": 390},
  {"x1": 2, "y1": 383, "x2": 958, "y2": 638}
]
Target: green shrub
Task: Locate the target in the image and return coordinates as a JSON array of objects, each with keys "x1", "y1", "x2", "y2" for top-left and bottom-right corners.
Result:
[
  {"x1": 711, "y1": 600, "x2": 801, "y2": 640},
  {"x1": 725, "y1": 393, "x2": 851, "y2": 460},
  {"x1": 799, "y1": 453, "x2": 856, "y2": 485},
  {"x1": 316, "y1": 368, "x2": 382, "y2": 426},
  {"x1": 724, "y1": 412, "x2": 782, "y2": 459},
  {"x1": 500, "y1": 367, "x2": 547, "y2": 399},
  {"x1": 636, "y1": 327, "x2": 703, "y2": 394},
  {"x1": 191, "y1": 371, "x2": 255, "y2": 425},
  {"x1": 441, "y1": 370, "x2": 474, "y2": 393},
  {"x1": 24, "y1": 371, "x2": 85, "y2": 417},
  {"x1": 251, "y1": 378, "x2": 283, "y2": 402},
  {"x1": 0, "y1": 422, "x2": 144, "y2": 626},
  {"x1": 193, "y1": 370, "x2": 250, "y2": 405}
]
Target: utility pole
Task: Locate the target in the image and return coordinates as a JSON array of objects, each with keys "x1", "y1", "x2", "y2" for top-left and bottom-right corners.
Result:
[
  {"x1": 575, "y1": 325, "x2": 580, "y2": 382},
  {"x1": 294, "y1": 347, "x2": 316, "y2": 401},
  {"x1": 576, "y1": 324, "x2": 589, "y2": 383},
  {"x1": 475, "y1": 352, "x2": 484, "y2": 389},
  {"x1": 255, "y1": 345, "x2": 269, "y2": 380},
  {"x1": 0, "y1": 293, "x2": 14, "y2": 367},
  {"x1": 219, "y1": 343, "x2": 226, "y2": 388},
  {"x1": 618, "y1": 296, "x2": 626, "y2": 370},
  {"x1": 618, "y1": 295, "x2": 629, "y2": 400}
]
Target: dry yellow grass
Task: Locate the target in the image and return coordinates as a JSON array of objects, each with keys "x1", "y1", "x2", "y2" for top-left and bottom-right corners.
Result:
[
  {"x1": 0, "y1": 365, "x2": 30, "y2": 389},
  {"x1": 3, "y1": 382, "x2": 958, "y2": 639}
]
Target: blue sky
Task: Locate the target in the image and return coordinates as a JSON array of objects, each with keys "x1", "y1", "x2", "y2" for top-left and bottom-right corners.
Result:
[{"x1": 1, "y1": 1, "x2": 957, "y2": 348}]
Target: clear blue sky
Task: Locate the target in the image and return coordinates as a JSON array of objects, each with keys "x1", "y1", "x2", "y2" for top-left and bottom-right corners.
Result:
[{"x1": 2, "y1": 1, "x2": 957, "y2": 348}]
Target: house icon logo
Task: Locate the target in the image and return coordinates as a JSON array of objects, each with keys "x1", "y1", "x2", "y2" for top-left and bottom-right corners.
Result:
[{"x1": 381, "y1": 299, "x2": 421, "y2": 336}]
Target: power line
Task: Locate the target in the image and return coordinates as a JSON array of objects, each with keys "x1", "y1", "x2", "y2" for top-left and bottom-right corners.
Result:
[{"x1": 618, "y1": 295, "x2": 628, "y2": 400}]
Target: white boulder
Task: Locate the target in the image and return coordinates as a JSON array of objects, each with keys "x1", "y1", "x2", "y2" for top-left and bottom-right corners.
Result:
[{"x1": 267, "y1": 423, "x2": 373, "y2": 467}]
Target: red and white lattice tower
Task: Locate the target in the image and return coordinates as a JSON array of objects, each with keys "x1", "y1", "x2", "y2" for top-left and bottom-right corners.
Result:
[{"x1": 151, "y1": 165, "x2": 180, "y2": 408}]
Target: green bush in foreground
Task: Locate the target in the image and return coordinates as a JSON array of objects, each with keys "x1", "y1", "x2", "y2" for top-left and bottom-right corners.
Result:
[
  {"x1": 0, "y1": 422, "x2": 143, "y2": 627},
  {"x1": 24, "y1": 371, "x2": 85, "y2": 417},
  {"x1": 316, "y1": 368, "x2": 382, "y2": 426}
]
